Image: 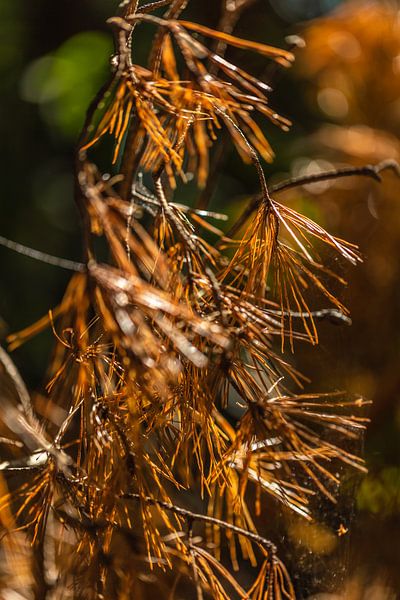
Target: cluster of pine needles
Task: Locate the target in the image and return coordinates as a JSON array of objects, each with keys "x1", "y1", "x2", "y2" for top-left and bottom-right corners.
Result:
[{"x1": 3, "y1": 0, "x2": 393, "y2": 597}]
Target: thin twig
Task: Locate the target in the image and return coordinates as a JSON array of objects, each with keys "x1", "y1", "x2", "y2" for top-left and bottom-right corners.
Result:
[
  {"x1": 0, "y1": 235, "x2": 85, "y2": 272},
  {"x1": 271, "y1": 163, "x2": 382, "y2": 194},
  {"x1": 122, "y1": 493, "x2": 277, "y2": 554},
  {"x1": 227, "y1": 160, "x2": 400, "y2": 237},
  {"x1": 215, "y1": 108, "x2": 272, "y2": 208},
  {"x1": 271, "y1": 308, "x2": 352, "y2": 326}
]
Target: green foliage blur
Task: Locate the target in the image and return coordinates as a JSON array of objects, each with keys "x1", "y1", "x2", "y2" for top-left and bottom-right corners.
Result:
[
  {"x1": 1, "y1": 0, "x2": 399, "y2": 595},
  {"x1": 21, "y1": 31, "x2": 112, "y2": 138}
]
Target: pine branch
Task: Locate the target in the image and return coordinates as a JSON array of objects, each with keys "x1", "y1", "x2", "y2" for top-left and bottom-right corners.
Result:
[
  {"x1": 226, "y1": 160, "x2": 400, "y2": 239},
  {"x1": 122, "y1": 493, "x2": 277, "y2": 554}
]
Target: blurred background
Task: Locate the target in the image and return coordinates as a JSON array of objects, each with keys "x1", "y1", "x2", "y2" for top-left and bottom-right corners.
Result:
[{"x1": 0, "y1": 0, "x2": 399, "y2": 597}]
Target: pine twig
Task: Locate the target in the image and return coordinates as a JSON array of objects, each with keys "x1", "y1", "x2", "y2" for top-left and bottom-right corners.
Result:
[
  {"x1": 122, "y1": 493, "x2": 277, "y2": 554},
  {"x1": 226, "y1": 160, "x2": 400, "y2": 238}
]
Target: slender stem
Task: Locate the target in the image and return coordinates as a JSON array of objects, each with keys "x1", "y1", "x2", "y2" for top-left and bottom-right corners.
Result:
[
  {"x1": 122, "y1": 493, "x2": 277, "y2": 553},
  {"x1": 215, "y1": 108, "x2": 272, "y2": 207},
  {"x1": 0, "y1": 235, "x2": 85, "y2": 272},
  {"x1": 271, "y1": 164, "x2": 381, "y2": 194},
  {"x1": 272, "y1": 308, "x2": 352, "y2": 326},
  {"x1": 226, "y1": 160, "x2": 400, "y2": 238},
  {"x1": 212, "y1": 108, "x2": 276, "y2": 246}
]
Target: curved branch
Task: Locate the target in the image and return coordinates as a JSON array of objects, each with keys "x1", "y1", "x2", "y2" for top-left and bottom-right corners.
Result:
[
  {"x1": 0, "y1": 235, "x2": 85, "y2": 273},
  {"x1": 227, "y1": 160, "x2": 400, "y2": 237},
  {"x1": 271, "y1": 160, "x2": 400, "y2": 194},
  {"x1": 122, "y1": 492, "x2": 277, "y2": 554}
]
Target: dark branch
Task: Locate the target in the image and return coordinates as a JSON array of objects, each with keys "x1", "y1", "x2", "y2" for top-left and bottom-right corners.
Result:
[
  {"x1": 270, "y1": 160, "x2": 400, "y2": 194},
  {"x1": 122, "y1": 493, "x2": 277, "y2": 553},
  {"x1": 227, "y1": 160, "x2": 400, "y2": 236}
]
